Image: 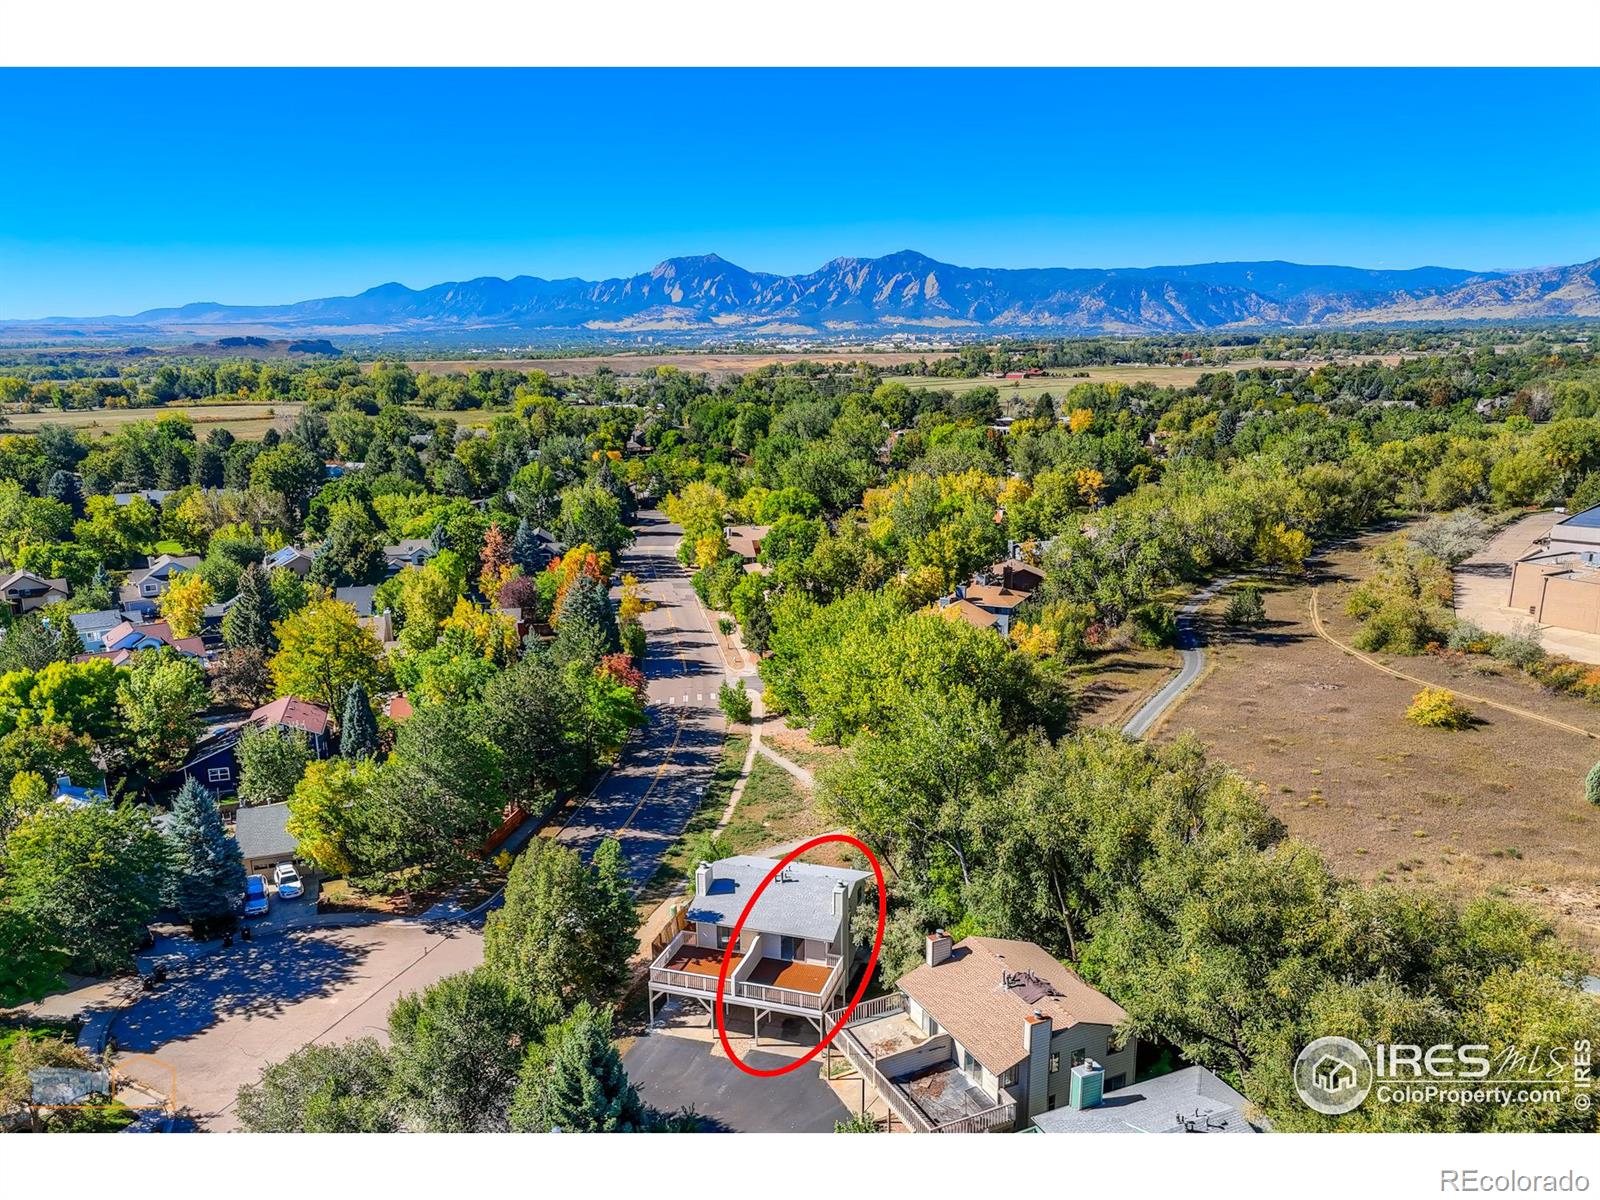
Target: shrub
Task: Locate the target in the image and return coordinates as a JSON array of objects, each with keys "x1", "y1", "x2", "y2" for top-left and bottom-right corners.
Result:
[
  {"x1": 1224, "y1": 584, "x2": 1266, "y2": 627},
  {"x1": 1587, "y1": 761, "x2": 1600, "y2": 807},
  {"x1": 717, "y1": 617, "x2": 735, "y2": 636},
  {"x1": 1447, "y1": 621, "x2": 1493, "y2": 654},
  {"x1": 718, "y1": 679, "x2": 753, "y2": 725},
  {"x1": 1128, "y1": 602, "x2": 1178, "y2": 648},
  {"x1": 1406, "y1": 687, "x2": 1473, "y2": 730},
  {"x1": 1488, "y1": 622, "x2": 1545, "y2": 671},
  {"x1": 1351, "y1": 598, "x2": 1452, "y2": 655},
  {"x1": 620, "y1": 618, "x2": 646, "y2": 663}
]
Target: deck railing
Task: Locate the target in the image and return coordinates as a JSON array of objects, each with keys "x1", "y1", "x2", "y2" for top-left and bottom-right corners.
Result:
[
  {"x1": 931, "y1": 1098, "x2": 1017, "y2": 1134},
  {"x1": 834, "y1": 1024, "x2": 935, "y2": 1133},
  {"x1": 735, "y1": 953, "x2": 842, "y2": 1011},
  {"x1": 828, "y1": 991, "x2": 905, "y2": 1027}
]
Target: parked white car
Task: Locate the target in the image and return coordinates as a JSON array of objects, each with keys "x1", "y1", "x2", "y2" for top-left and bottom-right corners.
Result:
[{"x1": 272, "y1": 862, "x2": 304, "y2": 900}]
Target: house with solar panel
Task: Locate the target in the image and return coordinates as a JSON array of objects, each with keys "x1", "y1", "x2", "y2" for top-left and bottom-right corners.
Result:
[
  {"x1": 831, "y1": 934, "x2": 1139, "y2": 1132},
  {"x1": 646, "y1": 855, "x2": 870, "y2": 1041}
]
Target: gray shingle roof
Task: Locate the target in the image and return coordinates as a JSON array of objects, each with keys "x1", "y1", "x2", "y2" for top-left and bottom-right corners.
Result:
[
  {"x1": 1028, "y1": 1065, "x2": 1258, "y2": 1134},
  {"x1": 685, "y1": 855, "x2": 868, "y2": 943},
  {"x1": 234, "y1": 802, "x2": 298, "y2": 862}
]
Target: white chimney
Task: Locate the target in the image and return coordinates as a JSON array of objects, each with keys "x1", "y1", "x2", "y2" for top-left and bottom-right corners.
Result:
[
  {"x1": 831, "y1": 879, "x2": 847, "y2": 916},
  {"x1": 694, "y1": 861, "x2": 713, "y2": 896},
  {"x1": 925, "y1": 929, "x2": 953, "y2": 967}
]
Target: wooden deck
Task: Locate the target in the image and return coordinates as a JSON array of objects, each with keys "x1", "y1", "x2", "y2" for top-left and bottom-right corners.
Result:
[
  {"x1": 663, "y1": 945, "x2": 742, "y2": 978},
  {"x1": 747, "y1": 957, "x2": 832, "y2": 993}
]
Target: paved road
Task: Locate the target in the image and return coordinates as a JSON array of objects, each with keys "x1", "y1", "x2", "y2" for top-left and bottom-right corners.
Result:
[
  {"x1": 555, "y1": 510, "x2": 727, "y2": 886},
  {"x1": 1121, "y1": 578, "x2": 1233, "y2": 738},
  {"x1": 110, "y1": 919, "x2": 484, "y2": 1130}
]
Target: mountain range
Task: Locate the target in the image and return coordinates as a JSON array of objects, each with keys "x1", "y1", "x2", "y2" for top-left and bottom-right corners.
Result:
[{"x1": 8, "y1": 250, "x2": 1600, "y2": 342}]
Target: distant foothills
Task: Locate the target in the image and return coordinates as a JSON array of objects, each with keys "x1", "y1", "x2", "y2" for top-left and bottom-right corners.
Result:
[{"x1": 7, "y1": 249, "x2": 1600, "y2": 342}]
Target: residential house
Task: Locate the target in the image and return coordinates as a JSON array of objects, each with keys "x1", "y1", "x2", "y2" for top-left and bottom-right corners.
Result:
[
  {"x1": 723, "y1": 524, "x2": 770, "y2": 563},
  {"x1": 833, "y1": 935, "x2": 1138, "y2": 1133},
  {"x1": 118, "y1": 554, "x2": 200, "y2": 618},
  {"x1": 1028, "y1": 1064, "x2": 1259, "y2": 1134},
  {"x1": 951, "y1": 578, "x2": 1035, "y2": 638},
  {"x1": 1538, "y1": 504, "x2": 1600, "y2": 561},
  {"x1": 68, "y1": 608, "x2": 123, "y2": 652},
  {"x1": 235, "y1": 801, "x2": 299, "y2": 874},
  {"x1": 163, "y1": 696, "x2": 332, "y2": 794},
  {"x1": 112, "y1": 488, "x2": 174, "y2": 508},
  {"x1": 984, "y1": 557, "x2": 1046, "y2": 595},
  {"x1": 262, "y1": 545, "x2": 317, "y2": 578},
  {"x1": 0, "y1": 569, "x2": 70, "y2": 615},
  {"x1": 381, "y1": 538, "x2": 436, "y2": 573},
  {"x1": 648, "y1": 855, "x2": 870, "y2": 1040},
  {"x1": 936, "y1": 597, "x2": 1000, "y2": 633},
  {"x1": 335, "y1": 585, "x2": 377, "y2": 617},
  {"x1": 519, "y1": 526, "x2": 567, "y2": 570},
  {"x1": 86, "y1": 619, "x2": 207, "y2": 666}
]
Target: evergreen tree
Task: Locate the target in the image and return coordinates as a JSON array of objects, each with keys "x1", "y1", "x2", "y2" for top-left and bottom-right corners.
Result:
[
  {"x1": 554, "y1": 573, "x2": 620, "y2": 657},
  {"x1": 509, "y1": 1002, "x2": 650, "y2": 1133},
  {"x1": 340, "y1": 681, "x2": 379, "y2": 759},
  {"x1": 164, "y1": 779, "x2": 246, "y2": 924},
  {"x1": 223, "y1": 563, "x2": 280, "y2": 652},
  {"x1": 46, "y1": 469, "x2": 83, "y2": 517},
  {"x1": 1586, "y1": 760, "x2": 1600, "y2": 807}
]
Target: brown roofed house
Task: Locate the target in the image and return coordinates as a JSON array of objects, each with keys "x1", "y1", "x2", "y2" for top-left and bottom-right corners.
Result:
[{"x1": 836, "y1": 935, "x2": 1138, "y2": 1132}]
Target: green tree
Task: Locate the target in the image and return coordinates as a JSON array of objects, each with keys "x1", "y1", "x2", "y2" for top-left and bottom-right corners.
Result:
[
  {"x1": 234, "y1": 1039, "x2": 398, "y2": 1132},
  {"x1": 340, "y1": 681, "x2": 379, "y2": 759},
  {"x1": 509, "y1": 1002, "x2": 650, "y2": 1132},
  {"x1": 482, "y1": 837, "x2": 639, "y2": 1010},
  {"x1": 386, "y1": 968, "x2": 546, "y2": 1132},
  {"x1": 222, "y1": 563, "x2": 280, "y2": 652},
  {"x1": 1587, "y1": 760, "x2": 1600, "y2": 806},
  {"x1": 557, "y1": 480, "x2": 632, "y2": 555},
  {"x1": 718, "y1": 679, "x2": 753, "y2": 725},
  {"x1": 164, "y1": 779, "x2": 246, "y2": 924},
  {"x1": 237, "y1": 723, "x2": 311, "y2": 807},
  {"x1": 3, "y1": 802, "x2": 169, "y2": 975},
  {"x1": 0, "y1": 906, "x2": 69, "y2": 1006},
  {"x1": 116, "y1": 649, "x2": 208, "y2": 783},
  {"x1": 269, "y1": 597, "x2": 387, "y2": 714}
]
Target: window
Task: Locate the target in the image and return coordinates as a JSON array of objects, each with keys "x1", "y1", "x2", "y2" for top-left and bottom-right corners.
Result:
[
  {"x1": 1071, "y1": 1049, "x2": 1086, "y2": 1067},
  {"x1": 206, "y1": 767, "x2": 231, "y2": 783},
  {"x1": 1047, "y1": 1095, "x2": 1059, "y2": 1111},
  {"x1": 999, "y1": 1066, "x2": 1017, "y2": 1087},
  {"x1": 779, "y1": 935, "x2": 803, "y2": 961},
  {"x1": 1049, "y1": 1052, "x2": 1060, "y2": 1074},
  {"x1": 715, "y1": 925, "x2": 733, "y2": 949}
]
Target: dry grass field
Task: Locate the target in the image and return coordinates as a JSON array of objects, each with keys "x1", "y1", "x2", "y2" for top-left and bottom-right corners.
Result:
[
  {"x1": 1158, "y1": 533, "x2": 1600, "y2": 960},
  {"x1": 3, "y1": 402, "x2": 304, "y2": 440}
]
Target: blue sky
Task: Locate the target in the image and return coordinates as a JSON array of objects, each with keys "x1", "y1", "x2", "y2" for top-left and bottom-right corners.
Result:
[{"x1": 0, "y1": 68, "x2": 1596, "y2": 319}]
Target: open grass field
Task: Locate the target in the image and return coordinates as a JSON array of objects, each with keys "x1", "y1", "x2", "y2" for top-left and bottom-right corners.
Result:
[
  {"x1": 1158, "y1": 532, "x2": 1600, "y2": 961},
  {"x1": 890, "y1": 359, "x2": 1320, "y2": 403},
  {"x1": 3, "y1": 401, "x2": 305, "y2": 440}
]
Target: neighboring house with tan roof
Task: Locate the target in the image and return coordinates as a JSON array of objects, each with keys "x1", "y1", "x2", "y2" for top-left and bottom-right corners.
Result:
[
  {"x1": 832, "y1": 934, "x2": 1137, "y2": 1132},
  {"x1": 723, "y1": 524, "x2": 770, "y2": 562},
  {"x1": 0, "y1": 569, "x2": 70, "y2": 614},
  {"x1": 936, "y1": 597, "x2": 1000, "y2": 632}
]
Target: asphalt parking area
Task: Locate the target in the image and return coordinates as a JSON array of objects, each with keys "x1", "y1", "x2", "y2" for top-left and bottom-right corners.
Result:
[{"x1": 622, "y1": 1023, "x2": 851, "y2": 1132}]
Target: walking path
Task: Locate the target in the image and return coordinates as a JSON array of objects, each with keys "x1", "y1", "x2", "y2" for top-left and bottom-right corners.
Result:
[
  {"x1": 1309, "y1": 586, "x2": 1599, "y2": 740},
  {"x1": 1121, "y1": 577, "x2": 1235, "y2": 738}
]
